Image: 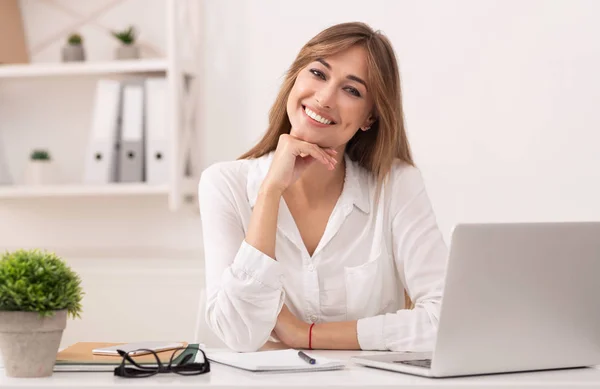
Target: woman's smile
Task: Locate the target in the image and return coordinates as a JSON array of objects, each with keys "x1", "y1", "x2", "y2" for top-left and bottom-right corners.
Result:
[{"x1": 301, "y1": 105, "x2": 336, "y2": 128}]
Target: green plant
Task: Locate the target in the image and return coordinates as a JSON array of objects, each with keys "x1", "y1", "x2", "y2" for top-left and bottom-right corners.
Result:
[
  {"x1": 111, "y1": 25, "x2": 137, "y2": 45},
  {"x1": 30, "y1": 149, "x2": 51, "y2": 161},
  {"x1": 0, "y1": 249, "x2": 84, "y2": 319},
  {"x1": 67, "y1": 33, "x2": 82, "y2": 46}
]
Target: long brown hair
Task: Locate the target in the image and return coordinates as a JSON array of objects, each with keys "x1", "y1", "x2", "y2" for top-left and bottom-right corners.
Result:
[{"x1": 239, "y1": 22, "x2": 414, "y2": 183}]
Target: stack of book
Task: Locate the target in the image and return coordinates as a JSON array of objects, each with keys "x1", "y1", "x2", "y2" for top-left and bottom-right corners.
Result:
[{"x1": 54, "y1": 342, "x2": 199, "y2": 372}]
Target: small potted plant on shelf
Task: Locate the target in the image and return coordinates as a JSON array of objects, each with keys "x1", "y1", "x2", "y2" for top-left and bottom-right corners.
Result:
[
  {"x1": 61, "y1": 32, "x2": 86, "y2": 62},
  {"x1": 23, "y1": 148, "x2": 58, "y2": 185},
  {"x1": 112, "y1": 25, "x2": 139, "y2": 60},
  {"x1": 0, "y1": 249, "x2": 84, "y2": 377}
]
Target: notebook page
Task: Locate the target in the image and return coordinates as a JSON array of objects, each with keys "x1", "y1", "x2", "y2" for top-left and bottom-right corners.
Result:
[{"x1": 207, "y1": 349, "x2": 345, "y2": 372}]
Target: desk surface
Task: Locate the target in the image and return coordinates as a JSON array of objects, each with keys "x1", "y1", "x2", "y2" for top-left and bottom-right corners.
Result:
[{"x1": 2, "y1": 350, "x2": 600, "y2": 389}]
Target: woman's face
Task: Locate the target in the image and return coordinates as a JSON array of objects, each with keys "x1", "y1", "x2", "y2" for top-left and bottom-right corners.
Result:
[{"x1": 286, "y1": 45, "x2": 375, "y2": 149}]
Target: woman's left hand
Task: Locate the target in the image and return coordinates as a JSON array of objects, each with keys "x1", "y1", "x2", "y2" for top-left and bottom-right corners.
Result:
[{"x1": 273, "y1": 305, "x2": 310, "y2": 349}]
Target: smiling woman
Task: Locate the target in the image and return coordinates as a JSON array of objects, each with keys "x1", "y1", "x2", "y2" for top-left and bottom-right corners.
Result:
[
  {"x1": 240, "y1": 22, "x2": 411, "y2": 183},
  {"x1": 199, "y1": 22, "x2": 447, "y2": 353}
]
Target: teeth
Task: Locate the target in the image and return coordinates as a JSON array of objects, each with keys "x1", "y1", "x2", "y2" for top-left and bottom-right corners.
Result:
[{"x1": 304, "y1": 106, "x2": 332, "y2": 125}]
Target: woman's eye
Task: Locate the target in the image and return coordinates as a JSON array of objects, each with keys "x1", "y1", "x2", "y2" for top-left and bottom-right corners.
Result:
[
  {"x1": 345, "y1": 87, "x2": 361, "y2": 97},
  {"x1": 309, "y1": 69, "x2": 362, "y2": 97},
  {"x1": 310, "y1": 69, "x2": 326, "y2": 80}
]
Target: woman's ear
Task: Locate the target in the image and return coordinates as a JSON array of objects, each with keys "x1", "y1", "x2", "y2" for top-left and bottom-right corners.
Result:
[{"x1": 360, "y1": 113, "x2": 377, "y2": 132}]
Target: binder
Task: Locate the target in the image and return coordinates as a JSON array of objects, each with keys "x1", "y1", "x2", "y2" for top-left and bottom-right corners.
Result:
[
  {"x1": 118, "y1": 82, "x2": 145, "y2": 183},
  {"x1": 144, "y1": 77, "x2": 170, "y2": 185},
  {"x1": 83, "y1": 79, "x2": 122, "y2": 184}
]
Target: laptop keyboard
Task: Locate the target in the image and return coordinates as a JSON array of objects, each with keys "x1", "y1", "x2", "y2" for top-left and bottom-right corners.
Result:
[{"x1": 393, "y1": 359, "x2": 432, "y2": 369}]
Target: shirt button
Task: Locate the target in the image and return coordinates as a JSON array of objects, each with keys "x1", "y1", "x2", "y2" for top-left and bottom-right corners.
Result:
[
  {"x1": 307, "y1": 264, "x2": 315, "y2": 272},
  {"x1": 310, "y1": 315, "x2": 318, "y2": 322}
]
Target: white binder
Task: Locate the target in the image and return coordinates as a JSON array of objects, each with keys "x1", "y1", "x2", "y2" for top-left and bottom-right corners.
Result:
[
  {"x1": 118, "y1": 82, "x2": 145, "y2": 183},
  {"x1": 83, "y1": 79, "x2": 122, "y2": 184},
  {"x1": 144, "y1": 77, "x2": 170, "y2": 185}
]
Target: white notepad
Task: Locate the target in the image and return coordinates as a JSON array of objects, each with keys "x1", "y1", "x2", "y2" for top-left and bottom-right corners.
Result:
[{"x1": 207, "y1": 349, "x2": 345, "y2": 372}]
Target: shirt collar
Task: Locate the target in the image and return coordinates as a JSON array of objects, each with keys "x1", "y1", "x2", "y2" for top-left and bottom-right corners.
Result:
[{"x1": 246, "y1": 152, "x2": 371, "y2": 214}]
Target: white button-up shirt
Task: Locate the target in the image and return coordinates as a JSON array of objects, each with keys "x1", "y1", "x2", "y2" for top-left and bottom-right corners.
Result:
[{"x1": 199, "y1": 152, "x2": 448, "y2": 352}]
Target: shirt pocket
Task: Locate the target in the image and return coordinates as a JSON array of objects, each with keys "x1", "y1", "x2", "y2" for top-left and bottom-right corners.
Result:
[{"x1": 344, "y1": 245, "x2": 392, "y2": 321}]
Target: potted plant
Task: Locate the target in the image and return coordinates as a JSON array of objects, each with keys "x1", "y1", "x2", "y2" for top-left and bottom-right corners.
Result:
[
  {"x1": 23, "y1": 149, "x2": 57, "y2": 185},
  {"x1": 0, "y1": 249, "x2": 84, "y2": 377},
  {"x1": 61, "y1": 33, "x2": 85, "y2": 62},
  {"x1": 112, "y1": 25, "x2": 139, "y2": 60}
]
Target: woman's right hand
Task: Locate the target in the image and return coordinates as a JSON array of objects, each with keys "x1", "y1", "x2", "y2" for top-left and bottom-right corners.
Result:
[{"x1": 261, "y1": 134, "x2": 338, "y2": 194}]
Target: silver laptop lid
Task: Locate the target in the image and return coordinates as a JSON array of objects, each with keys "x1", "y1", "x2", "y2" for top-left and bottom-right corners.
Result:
[{"x1": 431, "y1": 222, "x2": 600, "y2": 377}]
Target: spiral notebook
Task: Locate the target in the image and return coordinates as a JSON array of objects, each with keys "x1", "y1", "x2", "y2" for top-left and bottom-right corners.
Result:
[{"x1": 207, "y1": 349, "x2": 345, "y2": 373}]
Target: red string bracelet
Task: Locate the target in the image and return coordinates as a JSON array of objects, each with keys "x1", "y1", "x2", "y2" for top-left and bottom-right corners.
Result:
[{"x1": 308, "y1": 323, "x2": 315, "y2": 350}]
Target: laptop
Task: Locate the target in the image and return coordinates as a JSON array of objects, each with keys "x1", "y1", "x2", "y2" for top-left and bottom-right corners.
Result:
[{"x1": 352, "y1": 222, "x2": 600, "y2": 378}]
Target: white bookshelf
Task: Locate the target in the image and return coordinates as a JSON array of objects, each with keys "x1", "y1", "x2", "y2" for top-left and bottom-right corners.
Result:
[
  {"x1": 0, "y1": 183, "x2": 169, "y2": 199},
  {"x1": 0, "y1": 59, "x2": 168, "y2": 78},
  {"x1": 0, "y1": 177, "x2": 197, "y2": 199},
  {"x1": 0, "y1": 0, "x2": 201, "y2": 211}
]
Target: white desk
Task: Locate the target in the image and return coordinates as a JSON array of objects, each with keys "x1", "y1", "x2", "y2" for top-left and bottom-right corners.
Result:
[{"x1": 2, "y1": 350, "x2": 600, "y2": 389}]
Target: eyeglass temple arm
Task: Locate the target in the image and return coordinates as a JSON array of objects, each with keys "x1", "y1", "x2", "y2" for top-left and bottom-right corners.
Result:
[{"x1": 117, "y1": 348, "x2": 164, "y2": 370}]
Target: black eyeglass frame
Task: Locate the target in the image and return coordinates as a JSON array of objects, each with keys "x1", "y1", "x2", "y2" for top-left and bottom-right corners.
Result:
[{"x1": 113, "y1": 345, "x2": 210, "y2": 378}]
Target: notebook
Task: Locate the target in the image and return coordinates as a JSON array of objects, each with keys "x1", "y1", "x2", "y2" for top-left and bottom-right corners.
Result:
[
  {"x1": 207, "y1": 349, "x2": 345, "y2": 373},
  {"x1": 53, "y1": 342, "x2": 198, "y2": 372}
]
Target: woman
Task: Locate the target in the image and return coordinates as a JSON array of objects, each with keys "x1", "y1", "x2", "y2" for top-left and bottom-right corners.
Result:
[{"x1": 199, "y1": 22, "x2": 448, "y2": 352}]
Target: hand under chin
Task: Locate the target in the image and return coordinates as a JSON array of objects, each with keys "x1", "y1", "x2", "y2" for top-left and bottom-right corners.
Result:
[{"x1": 289, "y1": 128, "x2": 335, "y2": 149}]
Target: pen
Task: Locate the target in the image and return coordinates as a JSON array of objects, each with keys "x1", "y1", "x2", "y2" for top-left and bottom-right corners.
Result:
[{"x1": 298, "y1": 350, "x2": 316, "y2": 364}]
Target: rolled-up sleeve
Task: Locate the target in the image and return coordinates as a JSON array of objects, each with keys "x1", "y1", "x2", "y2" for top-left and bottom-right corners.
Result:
[
  {"x1": 199, "y1": 165, "x2": 285, "y2": 352},
  {"x1": 357, "y1": 167, "x2": 448, "y2": 352}
]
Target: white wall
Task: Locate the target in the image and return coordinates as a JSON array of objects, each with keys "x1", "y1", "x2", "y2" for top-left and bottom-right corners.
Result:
[
  {"x1": 201, "y1": 0, "x2": 600, "y2": 243},
  {"x1": 1, "y1": 0, "x2": 599, "y2": 347}
]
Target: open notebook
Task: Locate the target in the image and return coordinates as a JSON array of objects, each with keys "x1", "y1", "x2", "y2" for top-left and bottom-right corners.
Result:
[{"x1": 207, "y1": 349, "x2": 345, "y2": 373}]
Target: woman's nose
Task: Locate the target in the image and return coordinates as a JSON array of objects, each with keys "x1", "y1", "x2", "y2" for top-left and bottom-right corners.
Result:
[{"x1": 315, "y1": 84, "x2": 336, "y2": 109}]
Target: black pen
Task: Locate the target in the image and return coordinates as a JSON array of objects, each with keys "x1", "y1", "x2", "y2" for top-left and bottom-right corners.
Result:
[{"x1": 298, "y1": 350, "x2": 316, "y2": 364}]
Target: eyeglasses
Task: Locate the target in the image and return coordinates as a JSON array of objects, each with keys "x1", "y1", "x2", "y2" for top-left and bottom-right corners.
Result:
[{"x1": 114, "y1": 345, "x2": 210, "y2": 378}]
